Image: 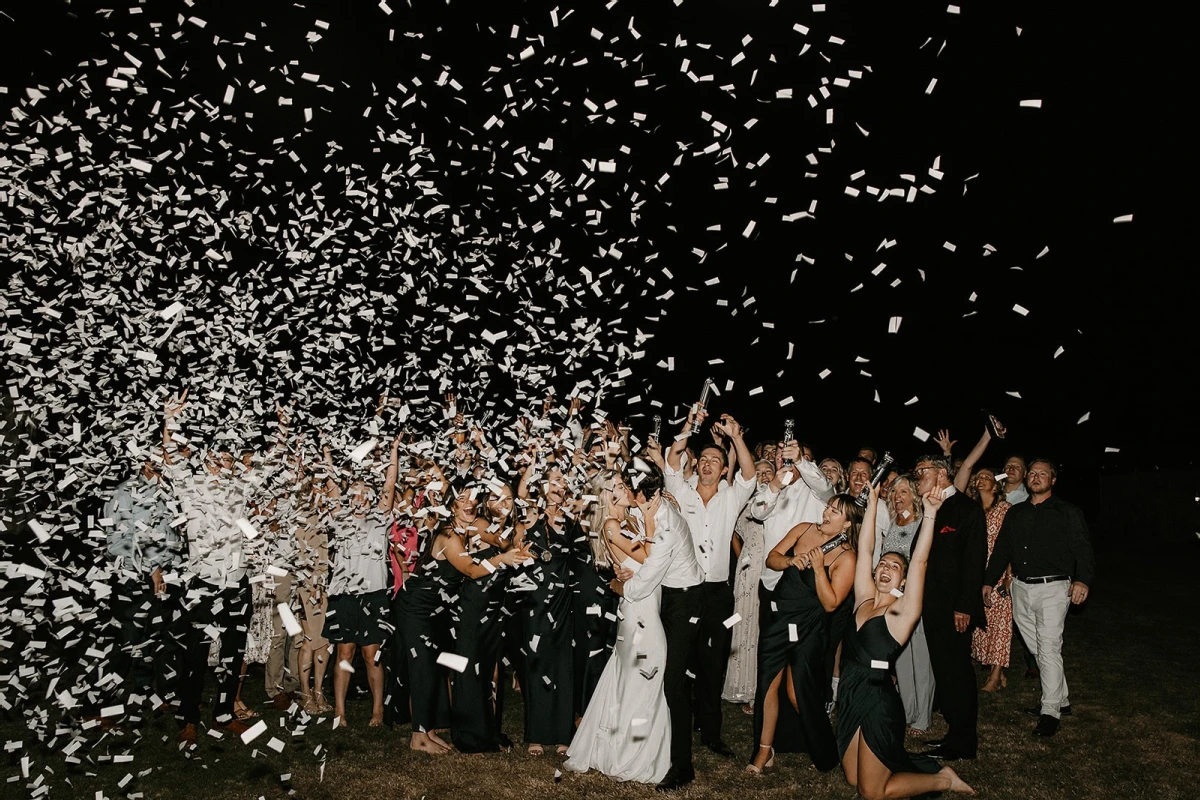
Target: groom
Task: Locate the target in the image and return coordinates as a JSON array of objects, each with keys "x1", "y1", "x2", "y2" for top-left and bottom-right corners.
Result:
[{"x1": 610, "y1": 461, "x2": 706, "y2": 791}]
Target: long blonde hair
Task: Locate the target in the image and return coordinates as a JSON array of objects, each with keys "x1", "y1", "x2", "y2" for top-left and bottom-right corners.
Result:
[{"x1": 583, "y1": 470, "x2": 621, "y2": 569}]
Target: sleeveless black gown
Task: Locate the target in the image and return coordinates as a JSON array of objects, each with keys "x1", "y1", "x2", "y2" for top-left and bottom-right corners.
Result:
[
  {"x1": 752, "y1": 555, "x2": 842, "y2": 772},
  {"x1": 836, "y1": 612, "x2": 941, "y2": 775},
  {"x1": 395, "y1": 557, "x2": 462, "y2": 733},
  {"x1": 571, "y1": 530, "x2": 619, "y2": 718},
  {"x1": 517, "y1": 518, "x2": 576, "y2": 746},
  {"x1": 451, "y1": 545, "x2": 509, "y2": 752}
]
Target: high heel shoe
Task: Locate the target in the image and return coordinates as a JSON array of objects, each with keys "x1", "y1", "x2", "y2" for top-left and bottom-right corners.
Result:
[{"x1": 745, "y1": 744, "x2": 775, "y2": 775}]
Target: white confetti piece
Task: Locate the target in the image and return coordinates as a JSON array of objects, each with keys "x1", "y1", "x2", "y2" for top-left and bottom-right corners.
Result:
[
  {"x1": 913, "y1": 427, "x2": 931, "y2": 442},
  {"x1": 1113, "y1": 213, "x2": 1133, "y2": 223},
  {"x1": 722, "y1": 613, "x2": 742, "y2": 629},
  {"x1": 1019, "y1": 99, "x2": 1042, "y2": 108},
  {"x1": 436, "y1": 653, "x2": 470, "y2": 673},
  {"x1": 240, "y1": 720, "x2": 268, "y2": 744}
]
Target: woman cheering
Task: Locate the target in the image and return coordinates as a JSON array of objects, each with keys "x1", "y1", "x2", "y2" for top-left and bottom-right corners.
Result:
[
  {"x1": 749, "y1": 494, "x2": 861, "y2": 774},
  {"x1": 837, "y1": 487, "x2": 975, "y2": 798}
]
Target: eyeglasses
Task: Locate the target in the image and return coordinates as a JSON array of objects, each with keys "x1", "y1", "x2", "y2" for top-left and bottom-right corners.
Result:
[{"x1": 915, "y1": 466, "x2": 937, "y2": 476}]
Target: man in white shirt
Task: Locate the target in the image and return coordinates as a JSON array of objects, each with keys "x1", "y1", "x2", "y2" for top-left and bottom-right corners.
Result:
[
  {"x1": 662, "y1": 406, "x2": 756, "y2": 759},
  {"x1": 845, "y1": 457, "x2": 892, "y2": 565},
  {"x1": 749, "y1": 440, "x2": 834, "y2": 597},
  {"x1": 163, "y1": 392, "x2": 254, "y2": 745},
  {"x1": 1003, "y1": 456, "x2": 1030, "y2": 505},
  {"x1": 610, "y1": 463, "x2": 704, "y2": 791}
]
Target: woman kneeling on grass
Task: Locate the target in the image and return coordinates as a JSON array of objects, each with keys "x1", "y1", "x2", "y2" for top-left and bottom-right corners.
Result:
[{"x1": 837, "y1": 485, "x2": 975, "y2": 799}]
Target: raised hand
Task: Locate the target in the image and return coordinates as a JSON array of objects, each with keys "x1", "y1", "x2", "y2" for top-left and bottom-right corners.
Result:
[
  {"x1": 921, "y1": 489, "x2": 945, "y2": 515},
  {"x1": 164, "y1": 388, "x2": 189, "y2": 417},
  {"x1": 935, "y1": 429, "x2": 957, "y2": 457},
  {"x1": 716, "y1": 414, "x2": 744, "y2": 440}
]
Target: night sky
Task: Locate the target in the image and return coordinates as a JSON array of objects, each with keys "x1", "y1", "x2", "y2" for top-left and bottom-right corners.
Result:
[{"x1": 1, "y1": 0, "x2": 1193, "y2": 505}]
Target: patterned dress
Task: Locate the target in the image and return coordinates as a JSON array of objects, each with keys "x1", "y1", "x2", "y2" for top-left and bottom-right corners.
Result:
[
  {"x1": 971, "y1": 501, "x2": 1013, "y2": 667},
  {"x1": 722, "y1": 508, "x2": 764, "y2": 704}
]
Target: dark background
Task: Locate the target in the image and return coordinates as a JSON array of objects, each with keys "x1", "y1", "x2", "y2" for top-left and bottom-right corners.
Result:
[{"x1": 1, "y1": 1, "x2": 1195, "y2": 541}]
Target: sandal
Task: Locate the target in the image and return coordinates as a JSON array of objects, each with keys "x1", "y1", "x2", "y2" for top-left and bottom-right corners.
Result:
[
  {"x1": 745, "y1": 744, "x2": 775, "y2": 775},
  {"x1": 234, "y1": 700, "x2": 260, "y2": 721}
]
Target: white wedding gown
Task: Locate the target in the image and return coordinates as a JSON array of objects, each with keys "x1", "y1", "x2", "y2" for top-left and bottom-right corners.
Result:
[{"x1": 564, "y1": 582, "x2": 671, "y2": 783}]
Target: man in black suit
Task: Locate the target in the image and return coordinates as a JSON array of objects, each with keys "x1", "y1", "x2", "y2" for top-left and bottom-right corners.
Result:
[{"x1": 913, "y1": 455, "x2": 987, "y2": 760}]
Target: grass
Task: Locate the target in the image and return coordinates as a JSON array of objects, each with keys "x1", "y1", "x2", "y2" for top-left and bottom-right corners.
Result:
[{"x1": 3, "y1": 545, "x2": 1197, "y2": 799}]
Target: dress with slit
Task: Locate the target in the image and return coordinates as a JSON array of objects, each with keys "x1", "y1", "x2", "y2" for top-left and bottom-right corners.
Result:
[
  {"x1": 451, "y1": 544, "x2": 509, "y2": 752},
  {"x1": 836, "y1": 612, "x2": 941, "y2": 776},
  {"x1": 752, "y1": 552, "x2": 843, "y2": 772},
  {"x1": 395, "y1": 556, "x2": 462, "y2": 732}
]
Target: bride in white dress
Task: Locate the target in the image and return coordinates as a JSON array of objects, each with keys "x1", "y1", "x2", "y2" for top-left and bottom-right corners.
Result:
[{"x1": 564, "y1": 472, "x2": 671, "y2": 784}]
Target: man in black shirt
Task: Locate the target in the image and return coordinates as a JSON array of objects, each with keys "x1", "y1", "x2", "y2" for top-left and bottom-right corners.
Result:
[
  {"x1": 983, "y1": 459, "x2": 1094, "y2": 738},
  {"x1": 914, "y1": 455, "x2": 987, "y2": 761}
]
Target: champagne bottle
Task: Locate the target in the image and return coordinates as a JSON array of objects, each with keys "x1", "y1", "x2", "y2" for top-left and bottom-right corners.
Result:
[
  {"x1": 854, "y1": 451, "x2": 895, "y2": 508},
  {"x1": 820, "y1": 532, "x2": 849, "y2": 554},
  {"x1": 650, "y1": 414, "x2": 662, "y2": 443},
  {"x1": 697, "y1": 378, "x2": 715, "y2": 410}
]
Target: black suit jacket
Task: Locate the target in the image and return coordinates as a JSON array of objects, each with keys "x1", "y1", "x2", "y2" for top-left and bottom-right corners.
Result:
[{"x1": 922, "y1": 490, "x2": 987, "y2": 627}]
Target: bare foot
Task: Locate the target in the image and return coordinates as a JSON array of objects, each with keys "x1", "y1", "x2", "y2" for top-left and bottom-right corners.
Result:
[
  {"x1": 941, "y1": 765, "x2": 976, "y2": 795},
  {"x1": 411, "y1": 737, "x2": 449, "y2": 754},
  {"x1": 981, "y1": 680, "x2": 1001, "y2": 693},
  {"x1": 428, "y1": 731, "x2": 453, "y2": 751},
  {"x1": 528, "y1": 744, "x2": 544, "y2": 756},
  {"x1": 334, "y1": 715, "x2": 348, "y2": 729},
  {"x1": 368, "y1": 713, "x2": 384, "y2": 727},
  {"x1": 556, "y1": 745, "x2": 569, "y2": 755}
]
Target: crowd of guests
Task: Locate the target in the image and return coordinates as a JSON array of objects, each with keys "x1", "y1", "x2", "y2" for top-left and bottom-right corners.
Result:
[{"x1": 98, "y1": 390, "x2": 1094, "y2": 796}]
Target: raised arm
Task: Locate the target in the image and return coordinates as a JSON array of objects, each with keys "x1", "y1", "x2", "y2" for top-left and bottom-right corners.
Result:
[
  {"x1": 952, "y1": 427, "x2": 994, "y2": 493},
  {"x1": 893, "y1": 491, "x2": 943, "y2": 628},
  {"x1": 379, "y1": 436, "x2": 401, "y2": 513},
  {"x1": 667, "y1": 405, "x2": 706, "y2": 471},
  {"x1": 715, "y1": 414, "x2": 755, "y2": 482},
  {"x1": 853, "y1": 487, "x2": 879, "y2": 605}
]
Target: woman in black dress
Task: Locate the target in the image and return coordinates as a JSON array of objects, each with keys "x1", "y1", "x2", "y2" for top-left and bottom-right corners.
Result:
[
  {"x1": 749, "y1": 494, "x2": 862, "y2": 774},
  {"x1": 452, "y1": 483, "x2": 527, "y2": 752},
  {"x1": 838, "y1": 486, "x2": 975, "y2": 798},
  {"x1": 514, "y1": 464, "x2": 578, "y2": 755},
  {"x1": 398, "y1": 486, "x2": 528, "y2": 754}
]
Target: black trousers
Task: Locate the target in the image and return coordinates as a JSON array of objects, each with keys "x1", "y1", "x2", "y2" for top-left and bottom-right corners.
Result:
[
  {"x1": 108, "y1": 574, "x2": 180, "y2": 702},
  {"x1": 661, "y1": 585, "x2": 705, "y2": 770},
  {"x1": 692, "y1": 581, "x2": 734, "y2": 742},
  {"x1": 922, "y1": 608, "x2": 978, "y2": 756},
  {"x1": 178, "y1": 578, "x2": 252, "y2": 725}
]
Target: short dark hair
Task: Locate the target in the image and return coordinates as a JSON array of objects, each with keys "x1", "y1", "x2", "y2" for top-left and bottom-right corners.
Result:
[
  {"x1": 1028, "y1": 458, "x2": 1058, "y2": 480},
  {"x1": 698, "y1": 443, "x2": 728, "y2": 467},
  {"x1": 858, "y1": 446, "x2": 878, "y2": 465},
  {"x1": 624, "y1": 459, "x2": 665, "y2": 499}
]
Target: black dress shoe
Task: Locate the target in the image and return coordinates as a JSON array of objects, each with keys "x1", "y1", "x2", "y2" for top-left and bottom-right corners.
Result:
[
  {"x1": 1033, "y1": 714, "x2": 1060, "y2": 737},
  {"x1": 498, "y1": 732, "x2": 514, "y2": 751},
  {"x1": 1026, "y1": 704, "x2": 1071, "y2": 717},
  {"x1": 655, "y1": 766, "x2": 696, "y2": 792},
  {"x1": 923, "y1": 737, "x2": 946, "y2": 746},
  {"x1": 923, "y1": 743, "x2": 975, "y2": 761},
  {"x1": 703, "y1": 738, "x2": 735, "y2": 758}
]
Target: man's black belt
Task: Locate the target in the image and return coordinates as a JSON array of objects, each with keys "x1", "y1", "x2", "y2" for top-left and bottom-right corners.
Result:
[
  {"x1": 662, "y1": 584, "x2": 700, "y2": 595},
  {"x1": 1017, "y1": 575, "x2": 1070, "y2": 584}
]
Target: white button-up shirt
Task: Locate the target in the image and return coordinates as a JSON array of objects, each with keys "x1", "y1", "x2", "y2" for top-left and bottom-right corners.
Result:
[
  {"x1": 664, "y1": 461, "x2": 757, "y2": 583},
  {"x1": 749, "y1": 459, "x2": 837, "y2": 591},
  {"x1": 169, "y1": 462, "x2": 250, "y2": 589},
  {"x1": 622, "y1": 501, "x2": 705, "y2": 601}
]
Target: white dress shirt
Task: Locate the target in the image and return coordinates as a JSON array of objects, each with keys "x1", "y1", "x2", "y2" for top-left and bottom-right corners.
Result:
[
  {"x1": 1005, "y1": 483, "x2": 1029, "y2": 505},
  {"x1": 664, "y1": 461, "x2": 757, "y2": 583},
  {"x1": 622, "y1": 501, "x2": 705, "y2": 601},
  {"x1": 171, "y1": 467, "x2": 250, "y2": 589},
  {"x1": 748, "y1": 459, "x2": 834, "y2": 591}
]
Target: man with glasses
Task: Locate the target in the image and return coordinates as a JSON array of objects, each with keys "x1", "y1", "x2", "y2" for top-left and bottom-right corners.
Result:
[
  {"x1": 982, "y1": 459, "x2": 1093, "y2": 738},
  {"x1": 663, "y1": 405, "x2": 757, "y2": 759},
  {"x1": 913, "y1": 456, "x2": 987, "y2": 761}
]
